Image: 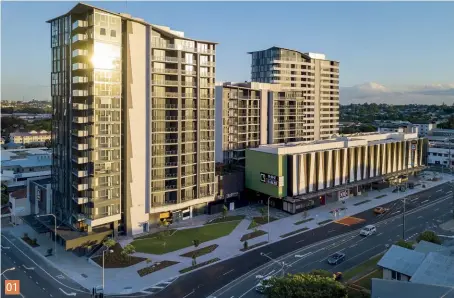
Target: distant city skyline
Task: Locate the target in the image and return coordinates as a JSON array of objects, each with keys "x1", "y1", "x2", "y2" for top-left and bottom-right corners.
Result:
[{"x1": 1, "y1": 1, "x2": 454, "y2": 103}]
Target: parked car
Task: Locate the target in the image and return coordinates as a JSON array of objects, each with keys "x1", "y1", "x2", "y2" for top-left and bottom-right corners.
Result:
[
  {"x1": 255, "y1": 276, "x2": 272, "y2": 294},
  {"x1": 360, "y1": 225, "x2": 377, "y2": 236},
  {"x1": 374, "y1": 207, "x2": 389, "y2": 214},
  {"x1": 327, "y1": 252, "x2": 346, "y2": 265}
]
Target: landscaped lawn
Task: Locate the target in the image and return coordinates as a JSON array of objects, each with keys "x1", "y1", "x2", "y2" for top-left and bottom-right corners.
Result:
[
  {"x1": 355, "y1": 269, "x2": 382, "y2": 290},
  {"x1": 205, "y1": 215, "x2": 245, "y2": 225},
  {"x1": 131, "y1": 220, "x2": 241, "y2": 254},
  {"x1": 343, "y1": 254, "x2": 383, "y2": 281},
  {"x1": 248, "y1": 216, "x2": 278, "y2": 229},
  {"x1": 180, "y1": 244, "x2": 218, "y2": 258}
]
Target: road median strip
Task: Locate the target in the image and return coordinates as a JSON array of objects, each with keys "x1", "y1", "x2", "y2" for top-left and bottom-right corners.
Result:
[
  {"x1": 294, "y1": 218, "x2": 314, "y2": 225},
  {"x1": 280, "y1": 227, "x2": 309, "y2": 238},
  {"x1": 318, "y1": 219, "x2": 332, "y2": 225},
  {"x1": 179, "y1": 258, "x2": 220, "y2": 274},
  {"x1": 240, "y1": 230, "x2": 267, "y2": 242},
  {"x1": 353, "y1": 200, "x2": 371, "y2": 206},
  {"x1": 180, "y1": 244, "x2": 218, "y2": 258}
]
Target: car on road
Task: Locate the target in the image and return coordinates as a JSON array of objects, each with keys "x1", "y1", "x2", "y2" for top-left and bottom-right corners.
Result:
[
  {"x1": 327, "y1": 252, "x2": 346, "y2": 265},
  {"x1": 374, "y1": 207, "x2": 389, "y2": 214},
  {"x1": 360, "y1": 225, "x2": 377, "y2": 236},
  {"x1": 255, "y1": 276, "x2": 272, "y2": 294}
]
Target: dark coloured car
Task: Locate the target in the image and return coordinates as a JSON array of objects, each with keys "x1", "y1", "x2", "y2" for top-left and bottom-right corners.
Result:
[{"x1": 327, "y1": 252, "x2": 346, "y2": 265}]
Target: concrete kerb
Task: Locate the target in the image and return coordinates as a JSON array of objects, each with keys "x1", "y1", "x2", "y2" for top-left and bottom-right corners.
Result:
[{"x1": 208, "y1": 192, "x2": 453, "y2": 298}]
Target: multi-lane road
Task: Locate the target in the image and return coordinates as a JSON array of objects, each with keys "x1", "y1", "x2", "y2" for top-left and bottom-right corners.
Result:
[
  {"x1": 0, "y1": 181, "x2": 452, "y2": 298},
  {"x1": 1, "y1": 231, "x2": 90, "y2": 298},
  {"x1": 152, "y1": 181, "x2": 454, "y2": 298}
]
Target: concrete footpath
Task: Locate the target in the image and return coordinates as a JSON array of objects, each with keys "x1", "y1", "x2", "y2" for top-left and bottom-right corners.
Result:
[{"x1": 4, "y1": 171, "x2": 453, "y2": 295}]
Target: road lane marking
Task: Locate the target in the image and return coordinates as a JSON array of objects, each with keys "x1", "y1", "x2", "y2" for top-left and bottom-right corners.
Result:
[
  {"x1": 208, "y1": 192, "x2": 453, "y2": 298},
  {"x1": 223, "y1": 269, "x2": 235, "y2": 276},
  {"x1": 23, "y1": 266, "x2": 35, "y2": 270},
  {"x1": 296, "y1": 239, "x2": 305, "y2": 244},
  {"x1": 421, "y1": 200, "x2": 429, "y2": 204},
  {"x1": 59, "y1": 288, "x2": 76, "y2": 296},
  {"x1": 397, "y1": 224, "x2": 403, "y2": 227},
  {"x1": 391, "y1": 211, "x2": 401, "y2": 216},
  {"x1": 437, "y1": 189, "x2": 443, "y2": 193},
  {"x1": 348, "y1": 244, "x2": 357, "y2": 249},
  {"x1": 435, "y1": 208, "x2": 440, "y2": 212},
  {"x1": 1, "y1": 235, "x2": 88, "y2": 294},
  {"x1": 417, "y1": 216, "x2": 423, "y2": 219},
  {"x1": 377, "y1": 233, "x2": 383, "y2": 236}
]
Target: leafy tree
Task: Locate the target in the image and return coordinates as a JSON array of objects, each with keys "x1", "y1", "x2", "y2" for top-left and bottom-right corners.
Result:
[
  {"x1": 264, "y1": 273, "x2": 347, "y2": 298},
  {"x1": 193, "y1": 239, "x2": 200, "y2": 248},
  {"x1": 222, "y1": 205, "x2": 228, "y2": 219},
  {"x1": 395, "y1": 240, "x2": 413, "y2": 250},
  {"x1": 103, "y1": 238, "x2": 116, "y2": 250},
  {"x1": 121, "y1": 244, "x2": 136, "y2": 261},
  {"x1": 416, "y1": 231, "x2": 442, "y2": 245},
  {"x1": 259, "y1": 207, "x2": 267, "y2": 220}
]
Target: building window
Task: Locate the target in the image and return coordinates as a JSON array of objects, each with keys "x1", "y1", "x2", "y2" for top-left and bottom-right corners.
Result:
[
  {"x1": 391, "y1": 270, "x2": 402, "y2": 280},
  {"x1": 110, "y1": 30, "x2": 116, "y2": 37},
  {"x1": 100, "y1": 28, "x2": 106, "y2": 35}
]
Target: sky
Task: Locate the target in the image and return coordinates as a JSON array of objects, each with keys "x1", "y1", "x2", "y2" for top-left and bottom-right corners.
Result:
[{"x1": 1, "y1": 1, "x2": 454, "y2": 102}]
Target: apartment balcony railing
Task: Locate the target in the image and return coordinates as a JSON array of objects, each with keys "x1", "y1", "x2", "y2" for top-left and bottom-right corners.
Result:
[
  {"x1": 72, "y1": 34, "x2": 88, "y2": 43},
  {"x1": 152, "y1": 161, "x2": 178, "y2": 167},
  {"x1": 72, "y1": 63, "x2": 88, "y2": 71},
  {"x1": 181, "y1": 116, "x2": 197, "y2": 120},
  {"x1": 152, "y1": 173, "x2": 178, "y2": 180},
  {"x1": 73, "y1": 143, "x2": 88, "y2": 150},
  {"x1": 152, "y1": 104, "x2": 179, "y2": 109},
  {"x1": 153, "y1": 116, "x2": 178, "y2": 121},
  {"x1": 151, "y1": 56, "x2": 179, "y2": 63},
  {"x1": 72, "y1": 103, "x2": 88, "y2": 111},
  {"x1": 72, "y1": 130, "x2": 88, "y2": 137},
  {"x1": 152, "y1": 127, "x2": 178, "y2": 133},
  {"x1": 152, "y1": 80, "x2": 179, "y2": 86},
  {"x1": 152, "y1": 68, "x2": 179, "y2": 75},
  {"x1": 200, "y1": 72, "x2": 214, "y2": 77},
  {"x1": 72, "y1": 170, "x2": 88, "y2": 178},
  {"x1": 151, "y1": 185, "x2": 177, "y2": 191},
  {"x1": 181, "y1": 160, "x2": 196, "y2": 165},
  {"x1": 181, "y1": 70, "x2": 196, "y2": 76},
  {"x1": 73, "y1": 182, "x2": 88, "y2": 191},
  {"x1": 182, "y1": 93, "x2": 196, "y2": 98},
  {"x1": 73, "y1": 213, "x2": 87, "y2": 222},
  {"x1": 72, "y1": 157, "x2": 88, "y2": 164},
  {"x1": 181, "y1": 81, "x2": 197, "y2": 87},
  {"x1": 152, "y1": 150, "x2": 178, "y2": 155},
  {"x1": 182, "y1": 104, "x2": 196, "y2": 109},
  {"x1": 200, "y1": 61, "x2": 215, "y2": 67},
  {"x1": 73, "y1": 116, "x2": 89, "y2": 124},
  {"x1": 151, "y1": 92, "x2": 179, "y2": 98},
  {"x1": 72, "y1": 20, "x2": 88, "y2": 30},
  {"x1": 72, "y1": 196, "x2": 89, "y2": 205}
]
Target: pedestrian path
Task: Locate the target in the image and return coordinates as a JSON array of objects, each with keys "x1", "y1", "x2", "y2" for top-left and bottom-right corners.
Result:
[{"x1": 4, "y1": 171, "x2": 453, "y2": 295}]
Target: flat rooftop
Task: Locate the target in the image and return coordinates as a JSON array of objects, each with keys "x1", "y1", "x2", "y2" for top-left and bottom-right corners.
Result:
[{"x1": 251, "y1": 132, "x2": 419, "y2": 155}]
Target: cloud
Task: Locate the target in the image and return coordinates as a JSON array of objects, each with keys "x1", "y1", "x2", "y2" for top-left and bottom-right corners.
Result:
[{"x1": 340, "y1": 82, "x2": 454, "y2": 105}]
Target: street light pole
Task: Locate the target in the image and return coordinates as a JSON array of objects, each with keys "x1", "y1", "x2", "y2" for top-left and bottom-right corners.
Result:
[
  {"x1": 102, "y1": 248, "x2": 113, "y2": 293},
  {"x1": 267, "y1": 196, "x2": 271, "y2": 243},
  {"x1": 36, "y1": 214, "x2": 57, "y2": 258}
]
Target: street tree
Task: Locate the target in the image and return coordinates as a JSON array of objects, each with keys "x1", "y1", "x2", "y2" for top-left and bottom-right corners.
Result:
[
  {"x1": 264, "y1": 273, "x2": 347, "y2": 298},
  {"x1": 121, "y1": 244, "x2": 136, "y2": 261},
  {"x1": 396, "y1": 240, "x2": 414, "y2": 250},
  {"x1": 193, "y1": 239, "x2": 200, "y2": 248},
  {"x1": 417, "y1": 231, "x2": 442, "y2": 244},
  {"x1": 259, "y1": 207, "x2": 267, "y2": 220},
  {"x1": 222, "y1": 205, "x2": 228, "y2": 219}
]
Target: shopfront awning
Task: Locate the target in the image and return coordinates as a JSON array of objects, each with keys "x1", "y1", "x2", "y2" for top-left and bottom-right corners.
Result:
[{"x1": 22, "y1": 215, "x2": 112, "y2": 251}]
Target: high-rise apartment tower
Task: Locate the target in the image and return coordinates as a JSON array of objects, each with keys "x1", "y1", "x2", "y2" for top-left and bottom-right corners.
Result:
[
  {"x1": 49, "y1": 3, "x2": 216, "y2": 237},
  {"x1": 249, "y1": 47, "x2": 339, "y2": 140}
]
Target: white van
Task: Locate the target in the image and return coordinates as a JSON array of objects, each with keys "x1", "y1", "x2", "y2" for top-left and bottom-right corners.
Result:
[{"x1": 360, "y1": 225, "x2": 376, "y2": 236}]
